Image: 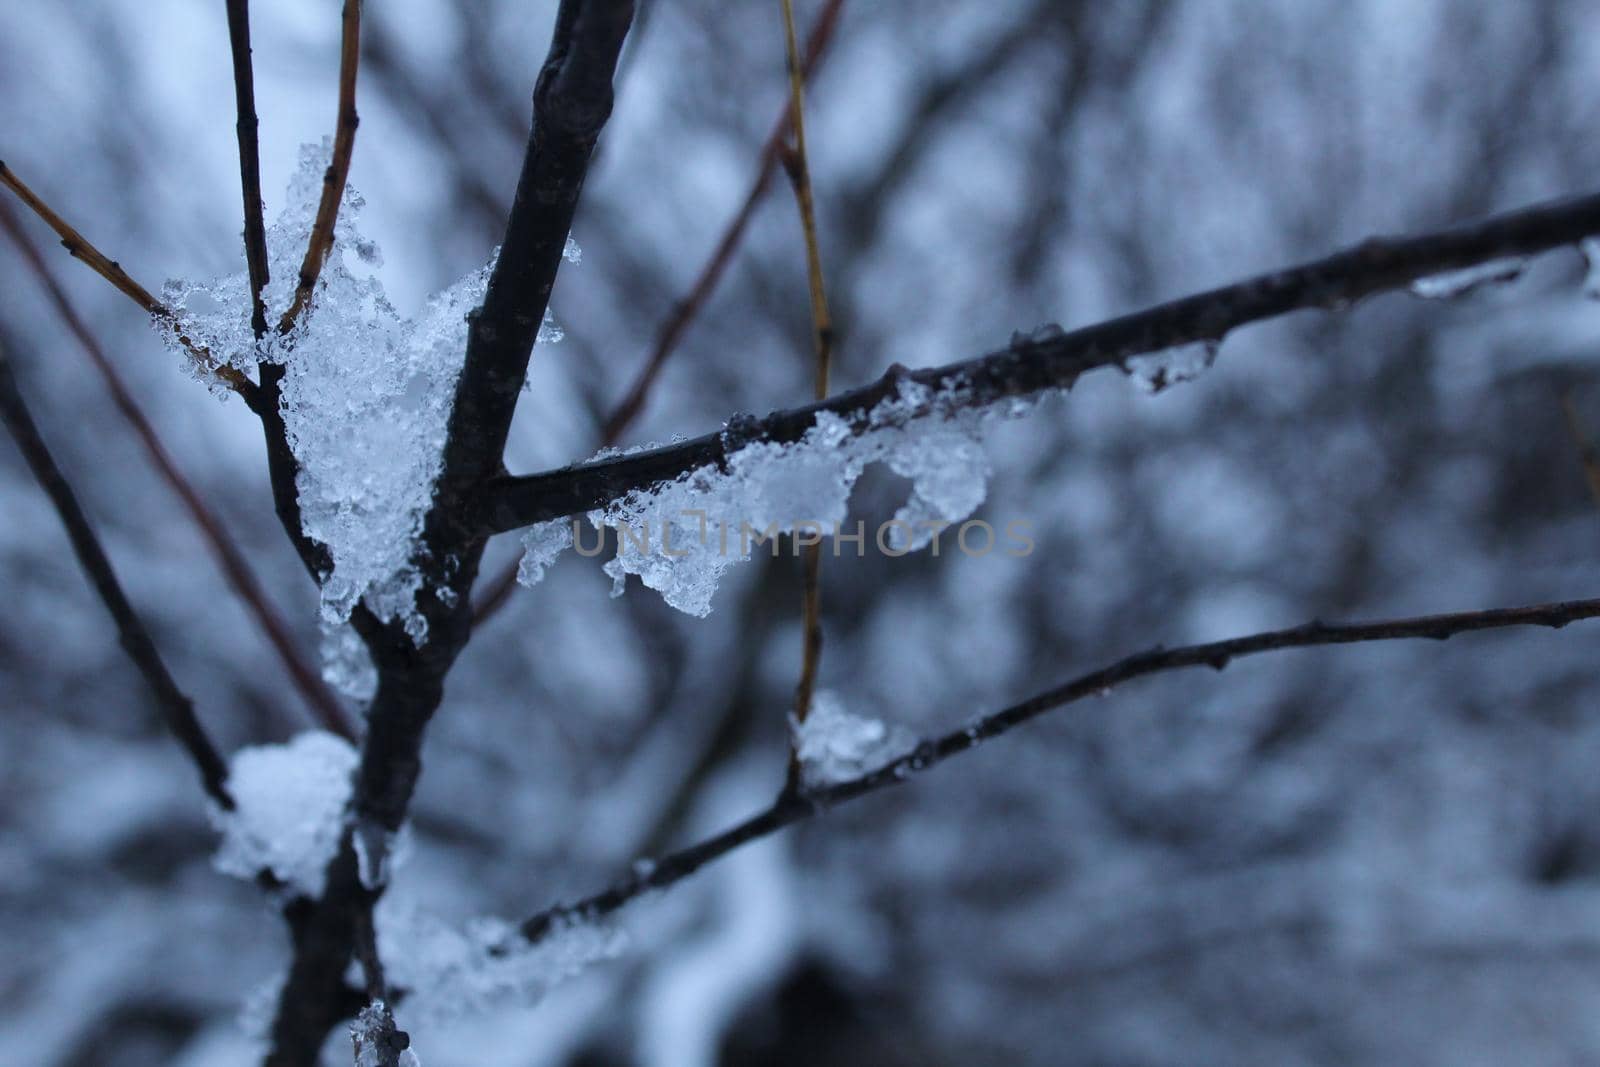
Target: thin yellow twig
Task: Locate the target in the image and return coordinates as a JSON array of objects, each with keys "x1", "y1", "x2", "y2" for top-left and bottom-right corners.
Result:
[
  {"x1": 0, "y1": 160, "x2": 258, "y2": 403},
  {"x1": 778, "y1": 0, "x2": 835, "y2": 765},
  {"x1": 277, "y1": 0, "x2": 362, "y2": 335}
]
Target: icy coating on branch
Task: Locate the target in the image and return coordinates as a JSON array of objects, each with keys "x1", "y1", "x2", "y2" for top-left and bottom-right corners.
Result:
[
  {"x1": 377, "y1": 906, "x2": 625, "y2": 1022},
  {"x1": 210, "y1": 730, "x2": 357, "y2": 897},
  {"x1": 517, "y1": 378, "x2": 1006, "y2": 616},
  {"x1": 792, "y1": 690, "x2": 914, "y2": 789},
  {"x1": 159, "y1": 143, "x2": 569, "y2": 646}
]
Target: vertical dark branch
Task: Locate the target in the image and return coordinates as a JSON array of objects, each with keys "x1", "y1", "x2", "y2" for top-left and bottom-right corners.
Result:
[
  {"x1": 224, "y1": 0, "x2": 272, "y2": 339},
  {"x1": 471, "y1": 0, "x2": 843, "y2": 626},
  {"x1": 0, "y1": 336, "x2": 232, "y2": 810},
  {"x1": 440, "y1": 0, "x2": 635, "y2": 492},
  {"x1": 264, "y1": 6, "x2": 636, "y2": 1063}
]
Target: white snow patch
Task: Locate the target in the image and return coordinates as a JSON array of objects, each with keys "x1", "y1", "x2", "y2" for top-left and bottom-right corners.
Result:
[
  {"x1": 159, "y1": 141, "x2": 568, "y2": 647},
  {"x1": 791, "y1": 690, "x2": 915, "y2": 789},
  {"x1": 210, "y1": 730, "x2": 356, "y2": 896}
]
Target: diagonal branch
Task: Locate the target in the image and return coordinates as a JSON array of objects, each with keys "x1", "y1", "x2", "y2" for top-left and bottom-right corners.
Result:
[
  {"x1": 224, "y1": 0, "x2": 272, "y2": 340},
  {"x1": 479, "y1": 188, "x2": 1600, "y2": 536},
  {"x1": 277, "y1": 0, "x2": 362, "y2": 335},
  {"x1": 0, "y1": 200, "x2": 355, "y2": 739},
  {"x1": 520, "y1": 594, "x2": 1600, "y2": 939},
  {"x1": 0, "y1": 335, "x2": 232, "y2": 810},
  {"x1": 0, "y1": 160, "x2": 260, "y2": 405}
]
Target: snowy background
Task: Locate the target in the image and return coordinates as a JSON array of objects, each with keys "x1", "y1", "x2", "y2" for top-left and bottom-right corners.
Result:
[{"x1": 5, "y1": 1, "x2": 1600, "y2": 1064}]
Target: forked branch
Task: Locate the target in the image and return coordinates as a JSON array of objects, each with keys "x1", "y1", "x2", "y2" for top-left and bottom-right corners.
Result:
[
  {"x1": 0, "y1": 160, "x2": 259, "y2": 403},
  {"x1": 480, "y1": 188, "x2": 1600, "y2": 536}
]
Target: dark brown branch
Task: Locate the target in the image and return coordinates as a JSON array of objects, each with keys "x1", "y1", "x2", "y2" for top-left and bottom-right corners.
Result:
[
  {"x1": 0, "y1": 200, "x2": 355, "y2": 739},
  {"x1": 438, "y1": 0, "x2": 634, "y2": 492},
  {"x1": 481, "y1": 187, "x2": 1600, "y2": 536},
  {"x1": 469, "y1": 0, "x2": 843, "y2": 624},
  {"x1": 520, "y1": 595, "x2": 1600, "y2": 939},
  {"x1": 0, "y1": 336, "x2": 232, "y2": 810},
  {"x1": 265, "y1": 5, "x2": 636, "y2": 1062},
  {"x1": 0, "y1": 160, "x2": 260, "y2": 404},
  {"x1": 277, "y1": 0, "x2": 362, "y2": 335},
  {"x1": 224, "y1": 0, "x2": 272, "y2": 339},
  {"x1": 599, "y1": 0, "x2": 845, "y2": 444}
]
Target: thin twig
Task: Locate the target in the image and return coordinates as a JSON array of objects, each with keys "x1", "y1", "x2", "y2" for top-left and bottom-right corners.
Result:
[
  {"x1": 0, "y1": 200, "x2": 356, "y2": 739},
  {"x1": 224, "y1": 0, "x2": 272, "y2": 339},
  {"x1": 520, "y1": 594, "x2": 1600, "y2": 939},
  {"x1": 598, "y1": 0, "x2": 846, "y2": 443},
  {"x1": 480, "y1": 187, "x2": 1600, "y2": 535},
  {"x1": 277, "y1": 0, "x2": 362, "y2": 335},
  {"x1": 776, "y1": 0, "x2": 836, "y2": 764},
  {"x1": 0, "y1": 336, "x2": 233, "y2": 810},
  {"x1": 0, "y1": 159, "x2": 260, "y2": 404}
]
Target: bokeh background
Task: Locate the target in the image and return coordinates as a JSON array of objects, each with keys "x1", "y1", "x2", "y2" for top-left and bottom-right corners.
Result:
[{"x1": 5, "y1": 1, "x2": 1600, "y2": 1063}]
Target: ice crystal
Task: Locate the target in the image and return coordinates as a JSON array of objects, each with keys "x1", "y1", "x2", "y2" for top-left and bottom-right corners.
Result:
[{"x1": 159, "y1": 142, "x2": 569, "y2": 647}]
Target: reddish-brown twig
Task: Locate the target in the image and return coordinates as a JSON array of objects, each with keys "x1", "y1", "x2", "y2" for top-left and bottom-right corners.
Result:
[
  {"x1": 776, "y1": 0, "x2": 836, "y2": 762},
  {"x1": 598, "y1": 0, "x2": 846, "y2": 443},
  {"x1": 0, "y1": 200, "x2": 356, "y2": 739}
]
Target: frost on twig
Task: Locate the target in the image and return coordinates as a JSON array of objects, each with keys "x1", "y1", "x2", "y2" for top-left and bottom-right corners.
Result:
[
  {"x1": 210, "y1": 730, "x2": 356, "y2": 896},
  {"x1": 157, "y1": 144, "x2": 568, "y2": 649},
  {"x1": 516, "y1": 377, "x2": 1020, "y2": 615}
]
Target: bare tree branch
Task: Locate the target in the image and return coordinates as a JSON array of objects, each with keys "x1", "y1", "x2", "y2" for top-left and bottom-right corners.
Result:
[
  {"x1": 0, "y1": 160, "x2": 260, "y2": 404},
  {"x1": 0, "y1": 199, "x2": 355, "y2": 738},
  {"x1": 224, "y1": 0, "x2": 272, "y2": 340},
  {"x1": 277, "y1": 0, "x2": 362, "y2": 335},
  {"x1": 0, "y1": 335, "x2": 232, "y2": 810},
  {"x1": 520, "y1": 595, "x2": 1600, "y2": 940},
  {"x1": 479, "y1": 187, "x2": 1600, "y2": 536},
  {"x1": 264, "y1": 4, "x2": 636, "y2": 1061}
]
